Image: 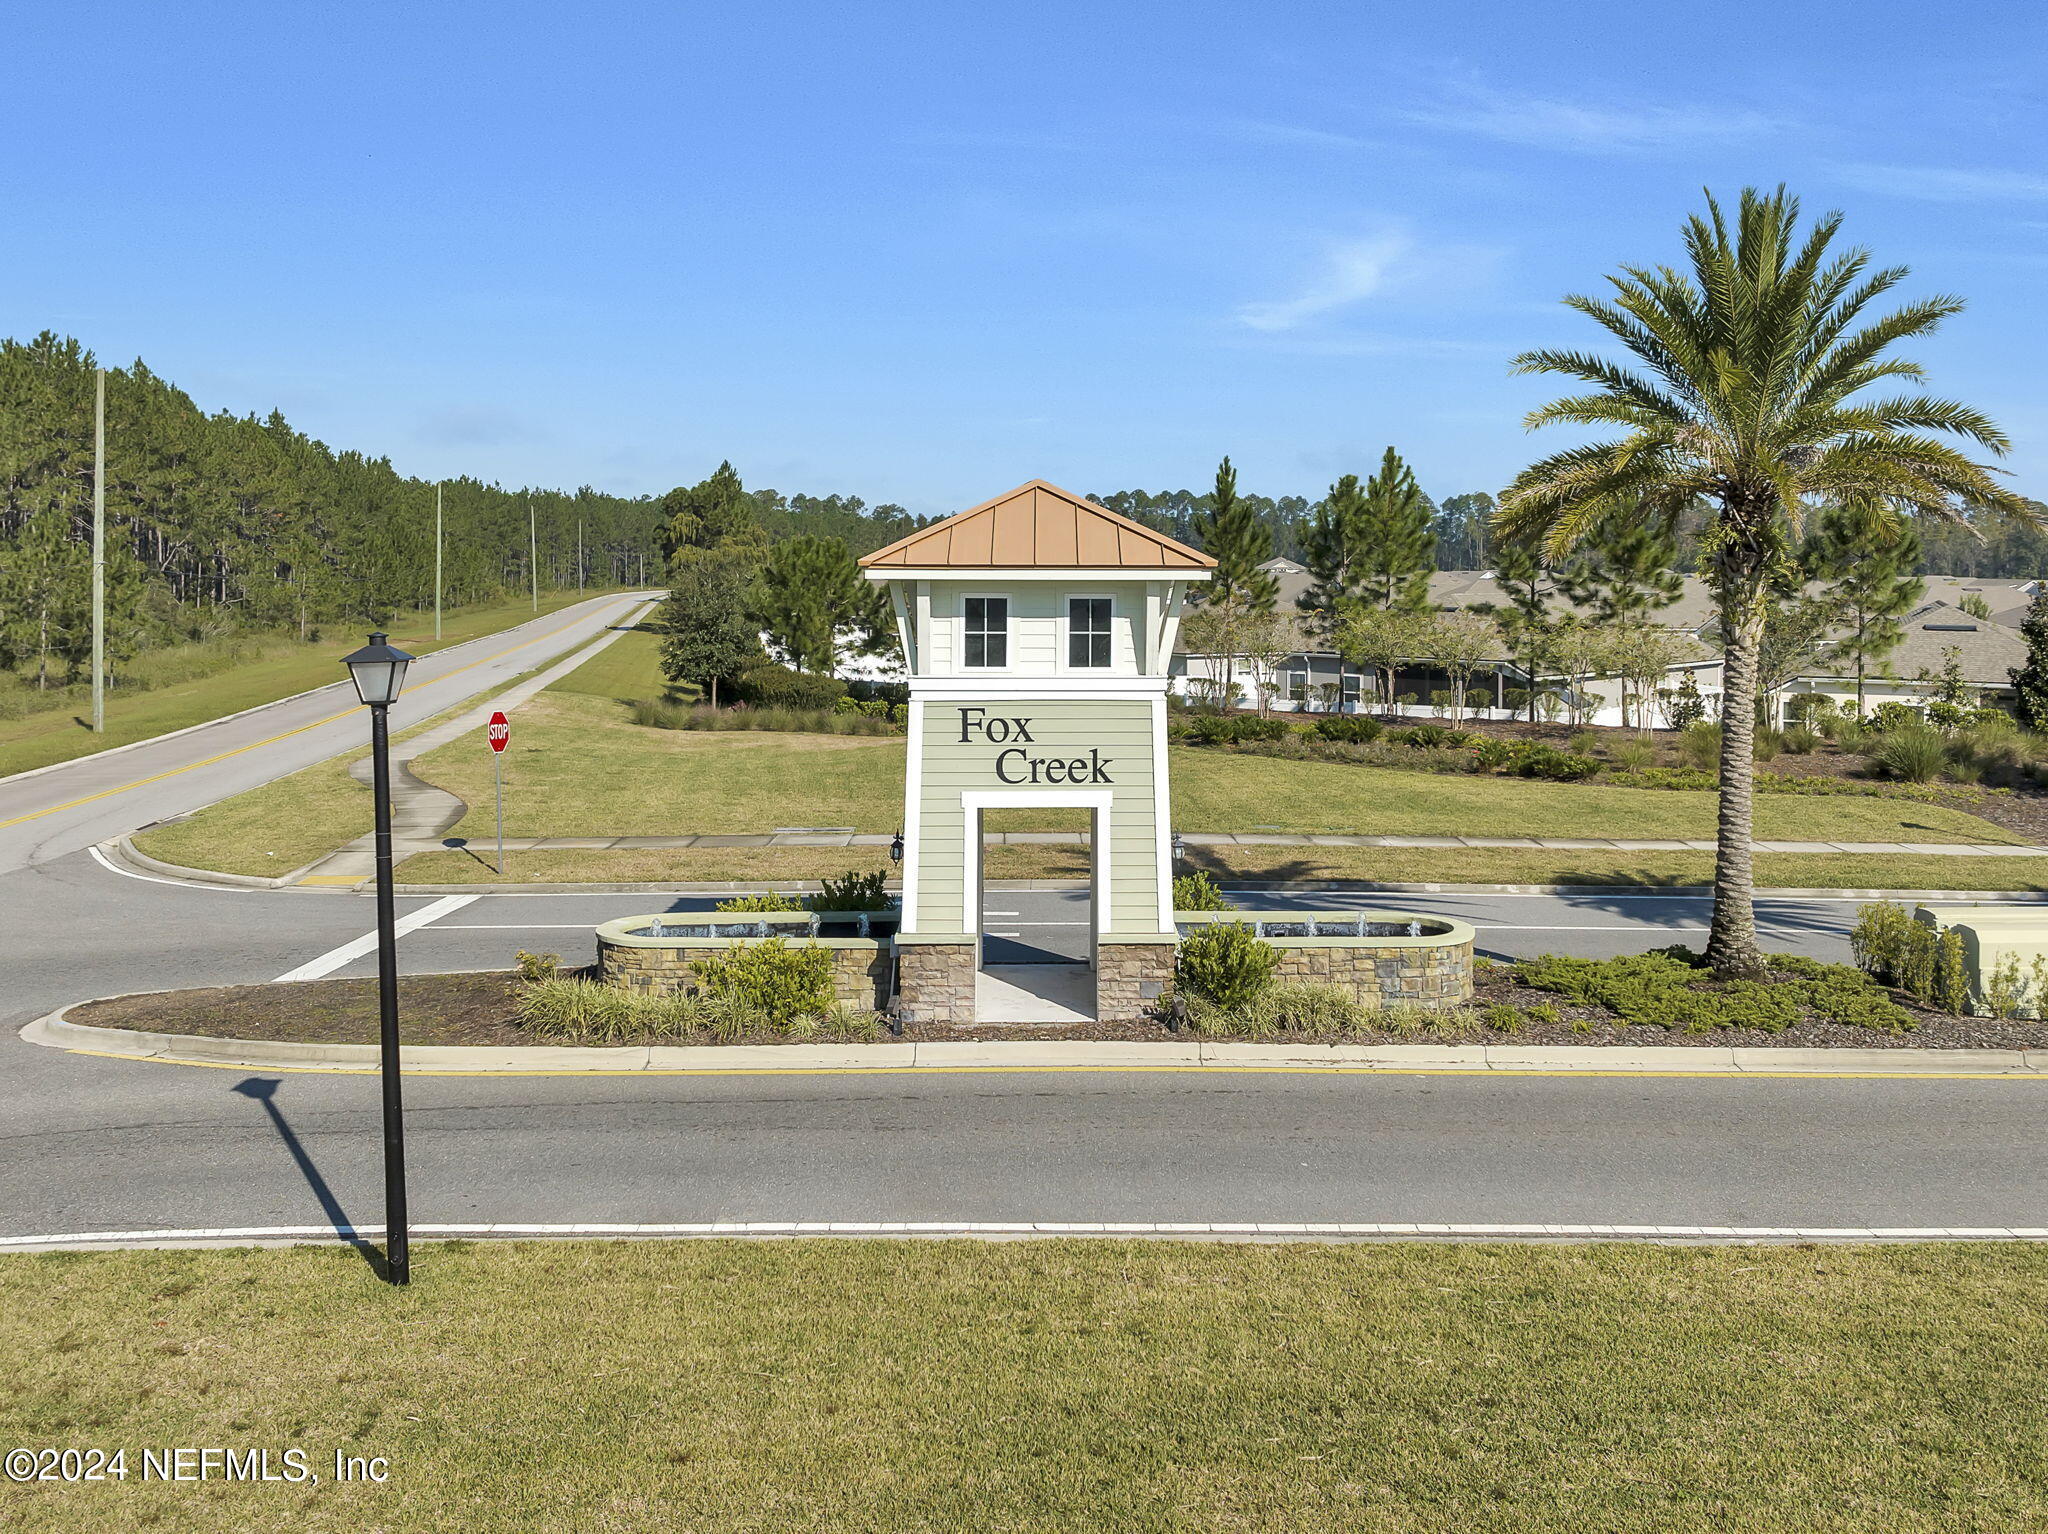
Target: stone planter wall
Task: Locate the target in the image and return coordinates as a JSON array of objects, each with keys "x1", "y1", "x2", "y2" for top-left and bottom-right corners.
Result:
[
  {"x1": 895, "y1": 937, "x2": 975, "y2": 1025},
  {"x1": 597, "y1": 921, "x2": 890, "y2": 1010},
  {"x1": 1176, "y1": 911, "x2": 1476, "y2": 1010},
  {"x1": 1097, "y1": 939, "x2": 1176, "y2": 1021}
]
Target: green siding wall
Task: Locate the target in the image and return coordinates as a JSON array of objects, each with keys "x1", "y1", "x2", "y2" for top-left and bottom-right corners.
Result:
[{"x1": 912, "y1": 697, "x2": 1164, "y2": 934}]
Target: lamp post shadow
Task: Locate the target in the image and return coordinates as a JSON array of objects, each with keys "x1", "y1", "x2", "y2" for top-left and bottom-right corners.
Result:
[{"x1": 231, "y1": 1078, "x2": 391, "y2": 1281}]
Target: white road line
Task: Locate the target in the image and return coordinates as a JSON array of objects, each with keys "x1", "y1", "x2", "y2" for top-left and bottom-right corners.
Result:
[
  {"x1": 271, "y1": 894, "x2": 480, "y2": 982},
  {"x1": 1, "y1": 1221, "x2": 2041, "y2": 1249},
  {"x1": 88, "y1": 843, "x2": 254, "y2": 891},
  {"x1": 1478, "y1": 924, "x2": 1714, "y2": 932}
]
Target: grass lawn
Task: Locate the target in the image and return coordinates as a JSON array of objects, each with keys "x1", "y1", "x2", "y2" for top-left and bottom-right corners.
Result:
[
  {"x1": 4, "y1": 1241, "x2": 2045, "y2": 1532},
  {"x1": 543, "y1": 623, "x2": 687, "y2": 705},
  {"x1": 0, "y1": 588, "x2": 646, "y2": 779},
  {"x1": 415, "y1": 696, "x2": 2018, "y2": 844},
  {"x1": 142, "y1": 697, "x2": 2027, "y2": 881}
]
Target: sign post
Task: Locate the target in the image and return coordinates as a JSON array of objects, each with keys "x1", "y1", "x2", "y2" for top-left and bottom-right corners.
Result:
[{"x1": 487, "y1": 710, "x2": 510, "y2": 876}]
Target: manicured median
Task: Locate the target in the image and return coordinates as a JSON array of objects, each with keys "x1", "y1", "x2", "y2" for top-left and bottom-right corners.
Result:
[{"x1": 3, "y1": 1241, "x2": 2044, "y2": 1531}]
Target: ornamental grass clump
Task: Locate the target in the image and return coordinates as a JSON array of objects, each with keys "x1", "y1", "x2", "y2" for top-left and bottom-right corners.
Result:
[
  {"x1": 1867, "y1": 724, "x2": 1949, "y2": 784},
  {"x1": 1173, "y1": 922, "x2": 1280, "y2": 1011}
]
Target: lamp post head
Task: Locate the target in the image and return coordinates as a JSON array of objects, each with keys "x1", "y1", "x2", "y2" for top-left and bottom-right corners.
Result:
[
  {"x1": 343, "y1": 631, "x2": 414, "y2": 707},
  {"x1": 890, "y1": 831, "x2": 905, "y2": 865}
]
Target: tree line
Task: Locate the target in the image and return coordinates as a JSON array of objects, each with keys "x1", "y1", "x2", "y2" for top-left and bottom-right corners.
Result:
[{"x1": 0, "y1": 332, "x2": 936, "y2": 694}]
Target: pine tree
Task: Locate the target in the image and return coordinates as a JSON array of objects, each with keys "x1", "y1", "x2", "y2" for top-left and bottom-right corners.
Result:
[
  {"x1": 1482, "y1": 538, "x2": 1556, "y2": 722},
  {"x1": 660, "y1": 461, "x2": 765, "y2": 562},
  {"x1": 1351, "y1": 446, "x2": 1434, "y2": 609},
  {"x1": 753, "y1": 535, "x2": 892, "y2": 675},
  {"x1": 1297, "y1": 473, "x2": 1364, "y2": 623},
  {"x1": 1197, "y1": 456, "x2": 1276, "y2": 610},
  {"x1": 1553, "y1": 504, "x2": 1683, "y2": 622},
  {"x1": 1804, "y1": 501, "x2": 1925, "y2": 714},
  {"x1": 2010, "y1": 584, "x2": 2048, "y2": 730}
]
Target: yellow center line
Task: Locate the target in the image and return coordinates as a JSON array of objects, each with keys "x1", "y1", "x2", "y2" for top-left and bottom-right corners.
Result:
[
  {"x1": 0, "y1": 598, "x2": 638, "y2": 833},
  {"x1": 63, "y1": 1050, "x2": 2048, "y2": 1082}
]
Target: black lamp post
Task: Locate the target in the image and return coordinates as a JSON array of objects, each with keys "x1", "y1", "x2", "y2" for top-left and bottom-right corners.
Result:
[{"x1": 342, "y1": 631, "x2": 414, "y2": 1286}]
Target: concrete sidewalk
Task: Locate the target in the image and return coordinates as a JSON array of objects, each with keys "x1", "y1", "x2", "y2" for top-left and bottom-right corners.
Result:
[
  {"x1": 292, "y1": 597, "x2": 659, "y2": 886},
  {"x1": 402, "y1": 829, "x2": 2048, "y2": 857}
]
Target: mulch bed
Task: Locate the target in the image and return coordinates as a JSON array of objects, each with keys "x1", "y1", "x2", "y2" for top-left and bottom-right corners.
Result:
[{"x1": 64, "y1": 968, "x2": 2048, "y2": 1052}]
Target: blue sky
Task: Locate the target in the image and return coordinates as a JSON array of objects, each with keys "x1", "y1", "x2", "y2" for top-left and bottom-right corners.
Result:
[{"x1": 7, "y1": 1, "x2": 2045, "y2": 514}]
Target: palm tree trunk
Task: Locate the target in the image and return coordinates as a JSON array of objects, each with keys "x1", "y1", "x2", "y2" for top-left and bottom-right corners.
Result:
[{"x1": 1706, "y1": 554, "x2": 1770, "y2": 981}]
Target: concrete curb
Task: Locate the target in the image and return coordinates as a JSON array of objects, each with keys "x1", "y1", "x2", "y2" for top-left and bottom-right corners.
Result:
[{"x1": 20, "y1": 1004, "x2": 2045, "y2": 1077}]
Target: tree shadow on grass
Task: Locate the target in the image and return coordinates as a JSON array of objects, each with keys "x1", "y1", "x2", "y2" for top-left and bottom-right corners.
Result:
[{"x1": 231, "y1": 1077, "x2": 390, "y2": 1280}]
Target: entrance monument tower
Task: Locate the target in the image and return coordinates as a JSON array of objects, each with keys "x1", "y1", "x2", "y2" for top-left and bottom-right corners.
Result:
[{"x1": 859, "y1": 480, "x2": 1214, "y2": 1023}]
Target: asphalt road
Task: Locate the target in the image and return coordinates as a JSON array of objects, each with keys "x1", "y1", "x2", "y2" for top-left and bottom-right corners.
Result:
[
  {"x1": 4, "y1": 850, "x2": 2040, "y2": 1239},
  {"x1": 0, "y1": 617, "x2": 2040, "y2": 1244},
  {"x1": 0, "y1": 590, "x2": 654, "y2": 875}
]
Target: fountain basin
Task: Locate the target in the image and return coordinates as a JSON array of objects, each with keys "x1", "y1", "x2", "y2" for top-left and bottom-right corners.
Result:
[{"x1": 1173, "y1": 909, "x2": 1475, "y2": 1008}]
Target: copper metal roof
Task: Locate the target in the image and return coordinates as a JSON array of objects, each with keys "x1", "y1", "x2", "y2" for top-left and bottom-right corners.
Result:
[{"x1": 859, "y1": 480, "x2": 1216, "y2": 571}]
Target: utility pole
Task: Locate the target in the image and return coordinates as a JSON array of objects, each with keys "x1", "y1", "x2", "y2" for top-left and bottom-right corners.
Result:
[
  {"x1": 434, "y1": 483, "x2": 444, "y2": 641},
  {"x1": 577, "y1": 519, "x2": 584, "y2": 591},
  {"x1": 91, "y1": 368, "x2": 106, "y2": 733},
  {"x1": 528, "y1": 496, "x2": 538, "y2": 612}
]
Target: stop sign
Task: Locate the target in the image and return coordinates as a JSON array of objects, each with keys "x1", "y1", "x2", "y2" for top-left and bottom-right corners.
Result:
[{"x1": 488, "y1": 711, "x2": 510, "y2": 754}]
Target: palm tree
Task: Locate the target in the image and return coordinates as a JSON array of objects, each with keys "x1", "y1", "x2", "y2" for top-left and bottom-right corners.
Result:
[{"x1": 1496, "y1": 186, "x2": 2030, "y2": 979}]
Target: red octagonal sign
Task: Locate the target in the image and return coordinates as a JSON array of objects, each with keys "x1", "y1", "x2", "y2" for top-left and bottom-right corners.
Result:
[{"x1": 488, "y1": 710, "x2": 510, "y2": 754}]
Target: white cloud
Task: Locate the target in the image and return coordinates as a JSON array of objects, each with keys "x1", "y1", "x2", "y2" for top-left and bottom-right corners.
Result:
[
  {"x1": 1235, "y1": 230, "x2": 1498, "y2": 332},
  {"x1": 1236, "y1": 234, "x2": 1414, "y2": 331},
  {"x1": 1223, "y1": 119, "x2": 1373, "y2": 150},
  {"x1": 1403, "y1": 86, "x2": 1781, "y2": 153},
  {"x1": 1832, "y1": 163, "x2": 2048, "y2": 201}
]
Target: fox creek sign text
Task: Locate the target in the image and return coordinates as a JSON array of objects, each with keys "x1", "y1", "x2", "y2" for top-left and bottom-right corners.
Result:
[{"x1": 955, "y1": 707, "x2": 1115, "y2": 785}]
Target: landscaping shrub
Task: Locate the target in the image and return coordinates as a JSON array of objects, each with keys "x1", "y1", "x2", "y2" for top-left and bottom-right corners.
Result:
[
  {"x1": 690, "y1": 937, "x2": 836, "y2": 1023},
  {"x1": 715, "y1": 892, "x2": 806, "y2": 912},
  {"x1": 1392, "y1": 724, "x2": 1469, "y2": 749},
  {"x1": 1313, "y1": 715, "x2": 1382, "y2": 743},
  {"x1": 1850, "y1": 901, "x2": 1969, "y2": 1012},
  {"x1": 1753, "y1": 726, "x2": 1783, "y2": 762},
  {"x1": 1515, "y1": 950, "x2": 1915, "y2": 1033},
  {"x1": 1185, "y1": 714, "x2": 1289, "y2": 745},
  {"x1": 1780, "y1": 724, "x2": 1821, "y2": 755},
  {"x1": 845, "y1": 679, "x2": 910, "y2": 707},
  {"x1": 1867, "y1": 701, "x2": 1923, "y2": 733},
  {"x1": 1480, "y1": 1004, "x2": 1525, "y2": 1033},
  {"x1": 1467, "y1": 737, "x2": 1599, "y2": 781},
  {"x1": 1174, "y1": 922, "x2": 1280, "y2": 1010},
  {"x1": 1867, "y1": 723, "x2": 1948, "y2": 783},
  {"x1": 515, "y1": 949, "x2": 560, "y2": 982},
  {"x1": 812, "y1": 869, "x2": 894, "y2": 912},
  {"x1": 1678, "y1": 720, "x2": 1721, "y2": 770},
  {"x1": 732, "y1": 664, "x2": 847, "y2": 711},
  {"x1": 1570, "y1": 730, "x2": 1601, "y2": 755},
  {"x1": 1172, "y1": 871, "x2": 1235, "y2": 911},
  {"x1": 1465, "y1": 688, "x2": 1493, "y2": 713},
  {"x1": 631, "y1": 699, "x2": 897, "y2": 735}
]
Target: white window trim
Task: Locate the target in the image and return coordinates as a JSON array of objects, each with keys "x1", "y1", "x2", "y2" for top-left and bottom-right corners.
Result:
[
  {"x1": 960, "y1": 788, "x2": 1114, "y2": 937},
  {"x1": 1059, "y1": 591, "x2": 1118, "y2": 675},
  {"x1": 959, "y1": 591, "x2": 1015, "y2": 675}
]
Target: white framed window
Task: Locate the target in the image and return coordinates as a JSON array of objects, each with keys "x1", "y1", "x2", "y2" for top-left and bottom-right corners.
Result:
[
  {"x1": 964, "y1": 595, "x2": 1009, "y2": 668},
  {"x1": 1067, "y1": 596, "x2": 1112, "y2": 668}
]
